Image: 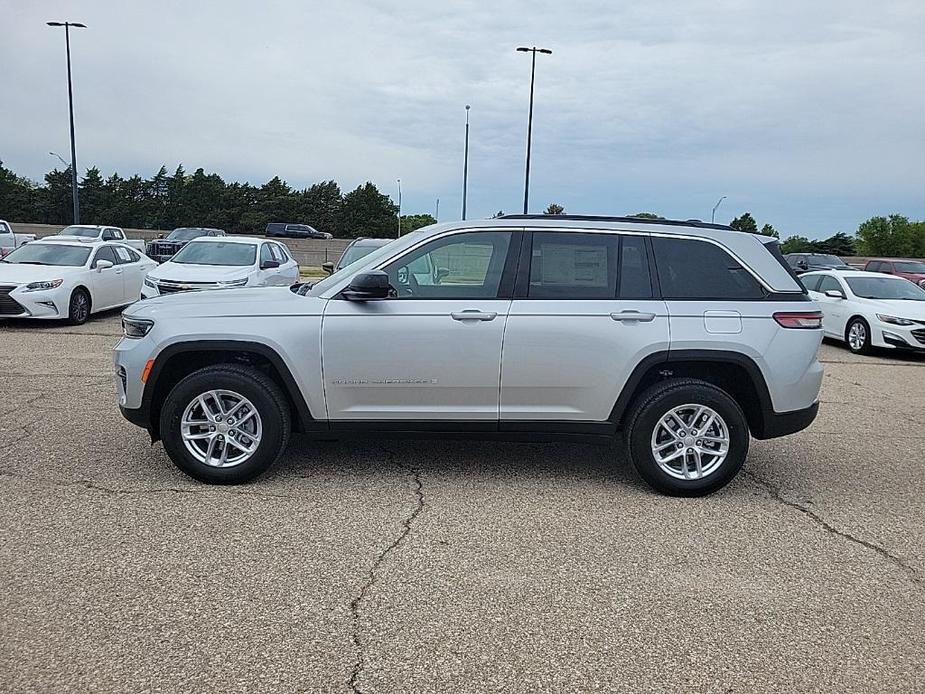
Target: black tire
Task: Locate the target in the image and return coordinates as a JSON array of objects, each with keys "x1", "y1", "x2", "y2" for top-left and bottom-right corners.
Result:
[
  {"x1": 159, "y1": 365, "x2": 291, "y2": 484},
  {"x1": 67, "y1": 287, "x2": 91, "y2": 325},
  {"x1": 845, "y1": 317, "x2": 872, "y2": 355},
  {"x1": 624, "y1": 378, "x2": 749, "y2": 497}
]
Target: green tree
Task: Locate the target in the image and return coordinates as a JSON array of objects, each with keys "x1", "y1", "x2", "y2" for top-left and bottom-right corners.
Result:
[
  {"x1": 339, "y1": 182, "x2": 398, "y2": 238},
  {"x1": 759, "y1": 223, "x2": 780, "y2": 238},
  {"x1": 816, "y1": 232, "x2": 856, "y2": 256},
  {"x1": 780, "y1": 235, "x2": 815, "y2": 254},
  {"x1": 400, "y1": 214, "x2": 437, "y2": 234},
  {"x1": 491, "y1": 210, "x2": 505, "y2": 218},
  {"x1": 628, "y1": 212, "x2": 663, "y2": 219},
  {"x1": 856, "y1": 215, "x2": 923, "y2": 257},
  {"x1": 545, "y1": 203, "x2": 564, "y2": 215},
  {"x1": 729, "y1": 212, "x2": 758, "y2": 234}
]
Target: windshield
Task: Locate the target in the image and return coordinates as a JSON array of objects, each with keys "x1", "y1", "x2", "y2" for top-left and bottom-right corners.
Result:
[
  {"x1": 170, "y1": 241, "x2": 256, "y2": 266},
  {"x1": 338, "y1": 242, "x2": 387, "y2": 269},
  {"x1": 810, "y1": 254, "x2": 847, "y2": 266},
  {"x1": 60, "y1": 226, "x2": 100, "y2": 238},
  {"x1": 894, "y1": 261, "x2": 925, "y2": 273},
  {"x1": 167, "y1": 228, "x2": 207, "y2": 241},
  {"x1": 2, "y1": 243, "x2": 91, "y2": 266},
  {"x1": 846, "y1": 277, "x2": 925, "y2": 301}
]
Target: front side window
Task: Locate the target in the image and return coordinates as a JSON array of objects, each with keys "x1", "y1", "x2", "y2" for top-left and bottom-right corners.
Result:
[
  {"x1": 260, "y1": 244, "x2": 274, "y2": 264},
  {"x1": 652, "y1": 237, "x2": 764, "y2": 299},
  {"x1": 817, "y1": 275, "x2": 843, "y2": 294},
  {"x1": 93, "y1": 245, "x2": 117, "y2": 268},
  {"x1": 171, "y1": 241, "x2": 257, "y2": 267},
  {"x1": 271, "y1": 243, "x2": 290, "y2": 262},
  {"x1": 383, "y1": 231, "x2": 512, "y2": 299}
]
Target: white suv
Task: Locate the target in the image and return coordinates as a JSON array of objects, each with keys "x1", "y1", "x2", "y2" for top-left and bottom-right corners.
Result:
[{"x1": 114, "y1": 215, "x2": 823, "y2": 496}]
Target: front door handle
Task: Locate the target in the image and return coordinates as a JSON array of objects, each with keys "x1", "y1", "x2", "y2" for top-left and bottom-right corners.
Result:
[
  {"x1": 451, "y1": 310, "x2": 498, "y2": 322},
  {"x1": 610, "y1": 310, "x2": 656, "y2": 322}
]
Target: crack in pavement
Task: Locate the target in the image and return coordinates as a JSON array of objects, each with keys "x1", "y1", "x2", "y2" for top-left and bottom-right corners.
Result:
[
  {"x1": 744, "y1": 470, "x2": 923, "y2": 590},
  {"x1": 347, "y1": 449, "x2": 424, "y2": 694}
]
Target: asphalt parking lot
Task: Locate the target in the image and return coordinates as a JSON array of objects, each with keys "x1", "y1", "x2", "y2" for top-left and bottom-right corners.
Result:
[{"x1": 1, "y1": 313, "x2": 923, "y2": 693}]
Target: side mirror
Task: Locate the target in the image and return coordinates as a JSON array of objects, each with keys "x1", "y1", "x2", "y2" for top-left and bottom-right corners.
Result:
[
  {"x1": 322, "y1": 261, "x2": 335, "y2": 275},
  {"x1": 156, "y1": 234, "x2": 164, "y2": 239},
  {"x1": 342, "y1": 270, "x2": 391, "y2": 301},
  {"x1": 260, "y1": 259, "x2": 280, "y2": 270},
  {"x1": 824, "y1": 289, "x2": 845, "y2": 299},
  {"x1": 96, "y1": 259, "x2": 113, "y2": 272},
  {"x1": 798, "y1": 261, "x2": 808, "y2": 270}
]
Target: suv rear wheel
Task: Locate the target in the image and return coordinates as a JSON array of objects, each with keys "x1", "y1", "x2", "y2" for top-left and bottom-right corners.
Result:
[
  {"x1": 160, "y1": 365, "x2": 291, "y2": 484},
  {"x1": 625, "y1": 378, "x2": 749, "y2": 496}
]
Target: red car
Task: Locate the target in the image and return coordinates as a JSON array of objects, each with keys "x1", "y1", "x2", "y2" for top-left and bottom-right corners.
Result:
[{"x1": 864, "y1": 258, "x2": 925, "y2": 288}]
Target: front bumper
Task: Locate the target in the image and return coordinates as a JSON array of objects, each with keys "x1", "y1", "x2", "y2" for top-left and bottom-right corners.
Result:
[{"x1": 0, "y1": 285, "x2": 65, "y2": 319}]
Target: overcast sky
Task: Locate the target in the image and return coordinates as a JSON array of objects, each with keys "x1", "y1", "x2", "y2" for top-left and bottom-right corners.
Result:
[{"x1": 2, "y1": 0, "x2": 924, "y2": 237}]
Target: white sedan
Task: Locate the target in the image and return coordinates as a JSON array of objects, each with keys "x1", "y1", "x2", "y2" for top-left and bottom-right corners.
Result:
[
  {"x1": 141, "y1": 236, "x2": 299, "y2": 300},
  {"x1": 0, "y1": 238, "x2": 157, "y2": 324},
  {"x1": 802, "y1": 269, "x2": 925, "y2": 354}
]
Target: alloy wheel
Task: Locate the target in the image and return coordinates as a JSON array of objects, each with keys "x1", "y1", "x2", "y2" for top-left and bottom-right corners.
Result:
[
  {"x1": 848, "y1": 321, "x2": 866, "y2": 352},
  {"x1": 650, "y1": 403, "x2": 730, "y2": 480},
  {"x1": 180, "y1": 389, "x2": 263, "y2": 468}
]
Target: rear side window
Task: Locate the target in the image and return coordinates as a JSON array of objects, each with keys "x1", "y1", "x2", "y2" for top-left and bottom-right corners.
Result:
[
  {"x1": 113, "y1": 246, "x2": 139, "y2": 264},
  {"x1": 528, "y1": 232, "x2": 619, "y2": 299},
  {"x1": 652, "y1": 237, "x2": 764, "y2": 299},
  {"x1": 271, "y1": 243, "x2": 290, "y2": 262},
  {"x1": 619, "y1": 235, "x2": 652, "y2": 299}
]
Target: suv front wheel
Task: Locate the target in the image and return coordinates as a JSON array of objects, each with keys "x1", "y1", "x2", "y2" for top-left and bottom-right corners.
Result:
[
  {"x1": 625, "y1": 378, "x2": 749, "y2": 496},
  {"x1": 160, "y1": 365, "x2": 291, "y2": 484}
]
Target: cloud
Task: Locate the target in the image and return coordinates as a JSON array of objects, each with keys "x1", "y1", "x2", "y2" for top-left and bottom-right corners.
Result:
[{"x1": 2, "y1": 0, "x2": 923, "y2": 236}]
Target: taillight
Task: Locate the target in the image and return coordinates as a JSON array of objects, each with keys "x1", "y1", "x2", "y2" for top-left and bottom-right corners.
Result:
[{"x1": 773, "y1": 311, "x2": 823, "y2": 329}]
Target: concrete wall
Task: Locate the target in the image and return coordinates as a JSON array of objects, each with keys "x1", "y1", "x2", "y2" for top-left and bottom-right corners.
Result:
[{"x1": 10, "y1": 223, "x2": 353, "y2": 267}]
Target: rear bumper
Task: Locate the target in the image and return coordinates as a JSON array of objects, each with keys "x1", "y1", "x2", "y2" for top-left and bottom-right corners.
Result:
[{"x1": 753, "y1": 402, "x2": 819, "y2": 440}]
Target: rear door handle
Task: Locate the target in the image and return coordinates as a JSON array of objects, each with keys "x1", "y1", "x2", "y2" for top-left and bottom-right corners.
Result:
[
  {"x1": 451, "y1": 310, "x2": 498, "y2": 322},
  {"x1": 610, "y1": 310, "x2": 655, "y2": 322}
]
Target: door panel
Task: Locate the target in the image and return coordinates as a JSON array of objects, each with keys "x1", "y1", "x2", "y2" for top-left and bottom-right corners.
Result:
[
  {"x1": 90, "y1": 246, "x2": 124, "y2": 308},
  {"x1": 500, "y1": 231, "x2": 669, "y2": 421},
  {"x1": 322, "y1": 299, "x2": 510, "y2": 419},
  {"x1": 322, "y1": 229, "x2": 517, "y2": 420}
]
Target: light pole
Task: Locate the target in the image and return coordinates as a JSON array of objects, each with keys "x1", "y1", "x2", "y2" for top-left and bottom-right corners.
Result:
[
  {"x1": 516, "y1": 46, "x2": 552, "y2": 215},
  {"x1": 49, "y1": 151, "x2": 69, "y2": 168},
  {"x1": 47, "y1": 20, "x2": 86, "y2": 224},
  {"x1": 462, "y1": 104, "x2": 470, "y2": 220},
  {"x1": 396, "y1": 178, "x2": 402, "y2": 237},
  {"x1": 435, "y1": 197, "x2": 440, "y2": 221},
  {"x1": 711, "y1": 196, "x2": 727, "y2": 224}
]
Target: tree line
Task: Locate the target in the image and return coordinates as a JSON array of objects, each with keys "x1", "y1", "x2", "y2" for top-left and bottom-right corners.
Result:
[
  {"x1": 2, "y1": 160, "x2": 922, "y2": 255},
  {"x1": 0, "y1": 161, "x2": 436, "y2": 238}
]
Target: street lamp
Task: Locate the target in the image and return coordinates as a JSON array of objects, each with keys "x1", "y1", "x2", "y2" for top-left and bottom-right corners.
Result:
[
  {"x1": 711, "y1": 196, "x2": 727, "y2": 224},
  {"x1": 396, "y1": 178, "x2": 402, "y2": 237},
  {"x1": 47, "y1": 21, "x2": 86, "y2": 224},
  {"x1": 462, "y1": 104, "x2": 470, "y2": 220},
  {"x1": 49, "y1": 151, "x2": 68, "y2": 168},
  {"x1": 516, "y1": 46, "x2": 552, "y2": 215}
]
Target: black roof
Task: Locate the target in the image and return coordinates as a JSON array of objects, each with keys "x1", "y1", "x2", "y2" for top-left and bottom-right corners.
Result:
[{"x1": 499, "y1": 214, "x2": 735, "y2": 231}]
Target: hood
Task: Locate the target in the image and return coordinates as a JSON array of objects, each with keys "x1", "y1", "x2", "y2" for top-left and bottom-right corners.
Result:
[
  {"x1": 126, "y1": 286, "x2": 324, "y2": 319},
  {"x1": 148, "y1": 262, "x2": 252, "y2": 282},
  {"x1": 0, "y1": 263, "x2": 84, "y2": 285},
  {"x1": 864, "y1": 298, "x2": 925, "y2": 320}
]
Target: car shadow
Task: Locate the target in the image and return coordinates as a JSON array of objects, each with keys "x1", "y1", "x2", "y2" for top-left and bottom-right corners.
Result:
[{"x1": 821, "y1": 336, "x2": 925, "y2": 363}]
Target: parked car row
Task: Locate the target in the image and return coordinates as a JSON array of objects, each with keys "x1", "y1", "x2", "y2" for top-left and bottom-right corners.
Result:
[
  {"x1": 785, "y1": 252, "x2": 925, "y2": 288},
  {"x1": 0, "y1": 236, "x2": 300, "y2": 324},
  {"x1": 0, "y1": 219, "x2": 36, "y2": 257}
]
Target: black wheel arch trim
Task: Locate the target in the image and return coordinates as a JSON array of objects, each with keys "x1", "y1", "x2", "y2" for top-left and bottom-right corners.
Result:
[
  {"x1": 137, "y1": 339, "x2": 319, "y2": 435},
  {"x1": 608, "y1": 349, "x2": 811, "y2": 439}
]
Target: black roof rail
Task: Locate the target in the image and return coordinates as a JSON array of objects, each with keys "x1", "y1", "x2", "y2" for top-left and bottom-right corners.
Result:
[{"x1": 498, "y1": 214, "x2": 735, "y2": 231}]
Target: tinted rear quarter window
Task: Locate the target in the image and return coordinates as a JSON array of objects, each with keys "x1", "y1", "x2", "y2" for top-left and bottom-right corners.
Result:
[{"x1": 652, "y1": 237, "x2": 764, "y2": 299}]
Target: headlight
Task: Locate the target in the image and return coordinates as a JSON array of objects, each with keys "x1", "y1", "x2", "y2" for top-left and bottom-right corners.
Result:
[
  {"x1": 22, "y1": 279, "x2": 63, "y2": 292},
  {"x1": 122, "y1": 316, "x2": 154, "y2": 338},
  {"x1": 143, "y1": 277, "x2": 157, "y2": 289},
  {"x1": 877, "y1": 314, "x2": 915, "y2": 326},
  {"x1": 219, "y1": 278, "x2": 248, "y2": 287}
]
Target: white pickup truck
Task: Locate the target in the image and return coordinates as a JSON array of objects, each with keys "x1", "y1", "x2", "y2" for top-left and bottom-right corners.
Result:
[
  {"x1": 0, "y1": 220, "x2": 37, "y2": 258},
  {"x1": 55, "y1": 225, "x2": 147, "y2": 254}
]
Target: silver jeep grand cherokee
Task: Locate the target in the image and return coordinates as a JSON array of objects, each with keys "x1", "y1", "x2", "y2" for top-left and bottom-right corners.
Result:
[{"x1": 115, "y1": 215, "x2": 823, "y2": 496}]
